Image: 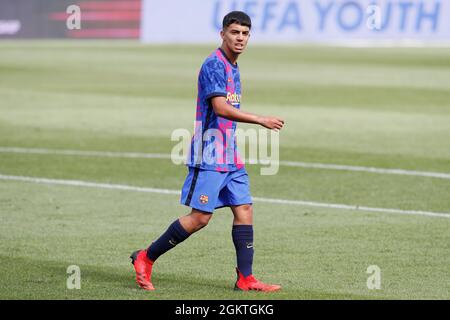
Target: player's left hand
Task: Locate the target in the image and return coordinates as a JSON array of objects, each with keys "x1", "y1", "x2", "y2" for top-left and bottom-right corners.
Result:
[{"x1": 258, "y1": 116, "x2": 285, "y2": 131}]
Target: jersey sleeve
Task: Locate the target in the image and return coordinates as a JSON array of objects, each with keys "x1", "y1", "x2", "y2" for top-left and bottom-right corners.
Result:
[{"x1": 199, "y1": 59, "x2": 227, "y2": 100}]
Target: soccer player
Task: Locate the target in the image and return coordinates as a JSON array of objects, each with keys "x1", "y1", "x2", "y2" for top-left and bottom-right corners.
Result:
[{"x1": 131, "y1": 11, "x2": 284, "y2": 292}]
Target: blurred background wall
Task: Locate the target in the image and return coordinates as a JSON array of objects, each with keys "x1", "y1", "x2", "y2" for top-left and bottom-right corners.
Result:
[
  {"x1": 0, "y1": 0, "x2": 141, "y2": 39},
  {"x1": 141, "y1": 0, "x2": 450, "y2": 44},
  {"x1": 0, "y1": 0, "x2": 449, "y2": 44}
]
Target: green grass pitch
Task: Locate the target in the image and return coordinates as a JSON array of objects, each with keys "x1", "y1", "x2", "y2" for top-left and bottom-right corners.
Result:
[{"x1": 0, "y1": 41, "x2": 449, "y2": 299}]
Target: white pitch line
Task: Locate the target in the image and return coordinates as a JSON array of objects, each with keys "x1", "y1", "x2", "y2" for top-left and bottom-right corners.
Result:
[
  {"x1": 1, "y1": 174, "x2": 449, "y2": 219},
  {"x1": 1, "y1": 147, "x2": 449, "y2": 180},
  {"x1": 276, "y1": 161, "x2": 450, "y2": 179},
  {"x1": 0, "y1": 147, "x2": 171, "y2": 160},
  {"x1": 0, "y1": 174, "x2": 179, "y2": 195},
  {"x1": 251, "y1": 197, "x2": 450, "y2": 219}
]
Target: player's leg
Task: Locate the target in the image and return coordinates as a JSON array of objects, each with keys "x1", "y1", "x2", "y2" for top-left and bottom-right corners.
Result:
[
  {"x1": 149, "y1": 167, "x2": 220, "y2": 259},
  {"x1": 230, "y1": 204, "x2": 254, "y2": 277},
  {"x1": 131, "y1": 168, "x2": 223, "y2": 290},
  {"x1": 179, "y1": 209, "x2": 213, "y2": 233},
  {"x1": 230, "y1": 204, "x2": 281, "y2": 292},
  {"x1": 131, "y1": 209, "x2": 211, "y2": 291},
  {"x1": 147, "y1": 208, "x2": 212, "y2": 262},
  {"x1": 218, "y1": 168, "x2": 281, "y2": 291}
]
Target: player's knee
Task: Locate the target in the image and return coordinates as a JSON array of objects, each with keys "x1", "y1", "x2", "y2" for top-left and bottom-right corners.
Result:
[
  {"x1": 191, "y1": 211, "x2": 212, "y2": 228},
  {"x1": 241, "y1": 204, "x2": 253, "y2": 215},
  {"x1": 197, "y1": 215, "x2": 211, "y2": 228},
  {"x1": 233, "y1": 204, "x2": 253, "y2": 225}
]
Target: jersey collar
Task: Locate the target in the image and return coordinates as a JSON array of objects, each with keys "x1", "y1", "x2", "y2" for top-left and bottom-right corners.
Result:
[{"x1": 218, "y1": 47, "x2": 238, "y2": 68}]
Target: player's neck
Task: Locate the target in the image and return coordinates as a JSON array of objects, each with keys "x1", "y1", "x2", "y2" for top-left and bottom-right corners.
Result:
[{"x1": 220, "y1": 45, "x2": 238, "y2": 65}]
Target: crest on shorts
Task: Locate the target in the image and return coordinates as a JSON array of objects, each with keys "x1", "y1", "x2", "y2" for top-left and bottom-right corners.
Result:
[{"x1": 199, "y1": 194, "x2": 209, "y2": 204}]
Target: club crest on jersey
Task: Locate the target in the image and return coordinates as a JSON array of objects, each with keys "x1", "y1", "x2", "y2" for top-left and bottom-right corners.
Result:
[
  {"x1": 226, "y1": 92, "x2": 241, "y2": 106},
  {"x1": 199, "y1": 194, "x2": 209, "y2": 204}
]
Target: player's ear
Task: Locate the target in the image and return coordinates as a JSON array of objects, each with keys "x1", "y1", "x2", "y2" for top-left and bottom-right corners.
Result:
[{"x1": 220, "y1": 29, "x2": 225, "y2": 40}]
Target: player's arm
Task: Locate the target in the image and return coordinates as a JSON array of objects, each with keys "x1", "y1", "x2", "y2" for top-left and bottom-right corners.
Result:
[{"x1": 211, "y1": 96, "x2": 284, "y2": 130}]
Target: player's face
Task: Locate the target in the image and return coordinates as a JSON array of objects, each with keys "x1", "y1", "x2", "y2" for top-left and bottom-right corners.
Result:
[{"x1": 221, "y1": 23, "x2": 250, "y2": 55}]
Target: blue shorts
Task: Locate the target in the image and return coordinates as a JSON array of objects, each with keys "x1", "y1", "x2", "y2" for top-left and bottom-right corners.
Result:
[{"x1": 180, "y1": 167, "x2": 252, "y2": 213}]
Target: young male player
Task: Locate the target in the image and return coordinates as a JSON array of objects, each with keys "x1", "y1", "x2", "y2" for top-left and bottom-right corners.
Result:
[{"x1": 131, "y1": 11, "x2": 284, "y2": 292}]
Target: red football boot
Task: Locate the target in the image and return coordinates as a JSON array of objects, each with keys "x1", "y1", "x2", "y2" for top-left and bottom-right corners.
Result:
[
  {"x1": 130, "y1": 249, "x2": 155, "y2": 291},
  {"x1": 234, "y1": 268, "x2": 281, "y2": 292}
]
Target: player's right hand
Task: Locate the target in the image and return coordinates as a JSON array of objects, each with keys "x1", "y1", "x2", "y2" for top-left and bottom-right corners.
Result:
[{"x1": 258, "y1": 116, "x2": 285, "y2": 131}]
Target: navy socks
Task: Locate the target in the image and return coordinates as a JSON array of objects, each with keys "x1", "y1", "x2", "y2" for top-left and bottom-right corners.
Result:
[
  {"x1": 232, "y1": 224, "x2": 254, "y2": 277},
  {"x1": 147, "y1": 219, "x2": 191, "y2": 262},
  {"x1": 146, "y1": 220, "x2": 255, "y2": 278}
]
